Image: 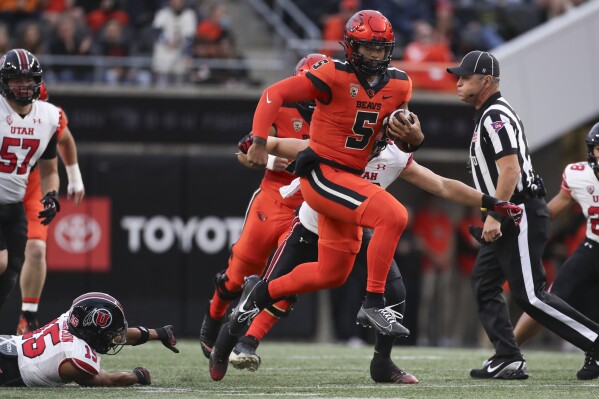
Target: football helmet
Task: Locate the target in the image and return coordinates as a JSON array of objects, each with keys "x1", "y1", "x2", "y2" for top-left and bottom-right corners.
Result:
[
  {"x1": 68, "y1": 292, "x2": 128, "y2": 355},
  {"x1": 0, "y1": 49, "x2": 43, "y2": 105},
  {"x1": 294, "y1": 53, "x2": 327, "y2": 112},
  {"x1": 587, "y1": 122, "x2": 599, "y2": 173},
  {"x1": 344, "y1": 10, "x2": 394, "y2": 76},
  {"x1": 293, "y1": 53, "x2": 327, "y2": 77}
]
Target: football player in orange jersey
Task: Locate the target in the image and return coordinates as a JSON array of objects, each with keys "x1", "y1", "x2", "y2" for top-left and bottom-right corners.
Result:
[
  {"x1": 208, "y1": 10, "x2": 418, "y2": 381},
  {"x1": 199, "y1": 54, "x2": 327, "y2": 359},
  {"x1": 209, "y1": 10, "x2": 521, "y2": 381},
  {"x1": 0, "y1": 82, "x2": 85, "y2": 334}
]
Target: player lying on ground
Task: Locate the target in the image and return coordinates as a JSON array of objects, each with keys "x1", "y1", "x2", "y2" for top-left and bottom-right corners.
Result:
[{"x1": 0, "y1": 292, "x2": 178, "y2": 387}]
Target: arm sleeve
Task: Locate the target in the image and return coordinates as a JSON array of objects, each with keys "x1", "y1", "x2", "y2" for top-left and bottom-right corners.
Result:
[
  {"x1": 252, "y1": 76, "x2": 320, "y2": 140},
  {"x1": 561, "y1": 166, "x2": 573, "y2": 196},
  {"x1": 40, "y1": 134, "x2": 58, "y2": 159},
  {"x1": 55, "y1": 108, "x2": 68, "y2": 140}
]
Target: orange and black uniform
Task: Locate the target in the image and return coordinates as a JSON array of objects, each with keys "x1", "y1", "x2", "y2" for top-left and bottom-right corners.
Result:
[
  {"x1": 252, "y1": 57, "x2": 412, "y2": 298},
  {"x1": 209, "y1": 104, "x2": 311, "y2": 320}
]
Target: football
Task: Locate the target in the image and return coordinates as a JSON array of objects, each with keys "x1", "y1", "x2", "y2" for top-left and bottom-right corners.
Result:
[
  {"x1": 386, "y1": 108, "x2": 416, "y2": 152},
  {"x1": 389, "y1": 108, "x2": 414, "y2": 125}
]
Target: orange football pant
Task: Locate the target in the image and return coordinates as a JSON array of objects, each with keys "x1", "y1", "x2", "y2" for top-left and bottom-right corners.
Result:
[
  {"x1": 210, "y1": 189, "x2": 296, "y2": 319},
  {"x1": 267, "y1": 164, "x2": 408, "y2": 299}
]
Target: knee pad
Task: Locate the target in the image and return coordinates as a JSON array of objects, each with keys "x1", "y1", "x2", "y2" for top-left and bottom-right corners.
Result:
[
  {"x1": 213, "y1": 270, "x2": 242, "y2": 301},
  {"x1": 265, "y1": 295, "x2": 298, "y2": 319}
]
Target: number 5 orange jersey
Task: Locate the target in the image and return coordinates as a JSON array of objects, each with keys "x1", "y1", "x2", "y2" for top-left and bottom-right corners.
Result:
[{"x1": 306, "y1": 57, "x2": 412, "y2": 171}]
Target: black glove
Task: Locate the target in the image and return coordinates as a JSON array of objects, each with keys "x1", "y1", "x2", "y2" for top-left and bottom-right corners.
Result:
[
  {"x1": 238, "y1": 133, "x2": 253, "y2": 154},
  {"x1": 38, "y1": 191, "x2": 60, "y2": 226},
  {"x1": 156, "y1": 325, "x2": 179, "y2": 353},
  {"x1": 133, "y1": 367, "x2": 151, "y2": 385}
]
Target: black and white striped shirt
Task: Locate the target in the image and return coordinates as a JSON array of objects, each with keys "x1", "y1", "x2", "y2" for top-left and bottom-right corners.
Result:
[{"x1": 469, "y1": 91, "x2": 535, "y2": 197}]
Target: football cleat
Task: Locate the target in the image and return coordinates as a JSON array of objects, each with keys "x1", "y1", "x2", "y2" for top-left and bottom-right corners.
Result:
[
  {"x1": 209, "y1": 323, "x2": 239, "y2": 381},
  {"x1": 370, "y1": 356, "x2": 418, "y2": 384},
  {"x1": 228, "y1": 276, "x2": 266, "y2": 336},
  {"x1": 470, "y1": 354, "x2": 528, "y2": 379},
  {"x1": 209, "y1": 348, "x2": 229, "y2": 382},
  {"x1": 577, "y1": 342, "x2": 599, "y2": 380},
  {"x1": 16, "y1": 311, "x2": 38, "y2": 335},
  {"x1": 200, "y1": 303, "x2": 225, "y2": 359},
  {"x1": 356, "y1": 304, "x2": 409, "y2": 337},
  {"x1": 230, "y1": 335, "x2": 261, "y2": 372}
]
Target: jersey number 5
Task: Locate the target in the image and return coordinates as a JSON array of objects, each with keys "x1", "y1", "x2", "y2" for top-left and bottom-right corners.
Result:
[
  {"x1": 346, "y1": 111, "x2": 378, "y2": 150},
  {"x1": 0, "y1": 137, "x2": 40, "y2": 174}
]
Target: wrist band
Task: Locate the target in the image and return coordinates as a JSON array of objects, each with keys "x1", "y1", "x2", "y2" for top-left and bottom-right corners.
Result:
[
  {"x1": 65, "y1": 163, "x2": 82, "y2": 185},
  {"x1": 133, "y1": 326, "x2": 150, "y2": 346},
  {"x1": 481, "y1": 194, "x2": 497, "y2": 210}
]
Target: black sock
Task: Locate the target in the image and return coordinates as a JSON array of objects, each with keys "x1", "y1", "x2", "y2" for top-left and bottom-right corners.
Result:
[
  {"x1": 255, "y1": 281, "x2": 273, "y2": 308},
  {"x1": 364, "y1": 292, "x2": 385, "y2": 309},
  {"x1": 373, "y1": 333, "x2": 395, "y2": 359}
]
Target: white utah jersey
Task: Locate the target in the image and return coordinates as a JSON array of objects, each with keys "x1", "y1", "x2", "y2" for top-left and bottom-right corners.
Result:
[
  {"x1": 299, "y1": 143, "x2": 413, "y2": 234},
  {"x1": 561, "y1": 162, "x2": 599, "y2": 243},
  {"x1": 0, "y1": 96, "x2": 62, "y2": 204},
  {"x1": 13, "y1": 312, "x2": 101, "y2": 387}
]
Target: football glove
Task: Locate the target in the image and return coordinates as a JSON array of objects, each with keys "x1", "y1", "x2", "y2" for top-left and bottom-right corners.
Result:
[
  {"x1": 133, "y1": 367, "x2": 151, "y2": 385},
  {"x1": 156, "y1": 325, "x2": 179, "y2": 353},
  {"x1": 38, "y1": 191, "x2": 60, "y2": 226},
  {"x1": 492, "y1": 201, "x2": 522, "y2": 226},
  {"x1": 238, "y1": 133, "x2": 253, "y2": 154}
]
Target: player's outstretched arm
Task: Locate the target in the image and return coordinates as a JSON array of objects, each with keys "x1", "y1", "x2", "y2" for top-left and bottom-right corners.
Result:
[
  {"x1": 126, "y1": 325, "x2": 179, "y2": 353},
  {"x1": 400, "y1": 160, "x2": 521, "y2": 224},
  {"x1": 60, "y1": 361, "x2": 150, "y2": 386}
]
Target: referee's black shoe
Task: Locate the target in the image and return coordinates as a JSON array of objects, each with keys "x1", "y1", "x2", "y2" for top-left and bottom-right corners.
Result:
[
  {"x1": 577, "y1": 341, "x2": 599, "y2": 380},
  {"x1": 470, "y1": 354, "x2": 528, "y2": 379}
]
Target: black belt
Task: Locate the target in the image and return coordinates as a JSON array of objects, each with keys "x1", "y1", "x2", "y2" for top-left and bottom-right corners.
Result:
[
  {"x1": 0, "y1": 354, "x2": 25, "y2": 387},
  {"x1": 510, "y1": 190, "x2": 536, "y2": 205}
]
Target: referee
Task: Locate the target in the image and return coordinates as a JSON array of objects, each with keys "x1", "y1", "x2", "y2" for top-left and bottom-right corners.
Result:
[{"x1": 447, "y1": 50, "x2": 599, "y2": 380}]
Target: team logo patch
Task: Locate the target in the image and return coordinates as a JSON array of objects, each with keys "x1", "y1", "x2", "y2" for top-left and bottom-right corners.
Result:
[
  {"x1": 6, "y1": 115, "x2": 12, "y2": 125},
  {"x1": 83, "y1": 308, "x2": 112, "y2": 328},
  {"x1": 490, "y1": 121, "x2": 506, "y2": 133},
  {"x1": 350, "y1": 83, "x2": 360, "y2": 98},
  {"x1": 69, "y1": 314, "x2": 80, "y2": 327},
  {"x1": 292, "y1": 118, "x2": 303, "y2": 132},
  {"x1": 588, "y1": 186, "x2": 595, "y2": 195}
]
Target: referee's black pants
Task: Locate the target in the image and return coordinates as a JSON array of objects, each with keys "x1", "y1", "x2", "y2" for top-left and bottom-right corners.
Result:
[
  {"x1": 472, "y1": 197, "x2": 599, "y2": 356},
  {"x1": 0, "y1": 202, "x2": 28, "y2": 311}
]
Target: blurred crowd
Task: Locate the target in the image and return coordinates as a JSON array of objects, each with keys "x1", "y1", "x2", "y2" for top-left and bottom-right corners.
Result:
[
  {"x1": 0, "y1": 0, "x2": 257, "y2": 86},
  {"x1": 301, "y1": 0, "x2": 587, "y2": 91},
  {"x1": 0, "y1": 0, "x2": 588, "y2": 90}
]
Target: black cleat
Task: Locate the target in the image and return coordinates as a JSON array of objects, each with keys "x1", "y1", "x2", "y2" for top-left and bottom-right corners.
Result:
[
  {"x1": 209, "y1": 322, "x2": 239, "y2": 381},
  {"x1": 228, "y1": 276, "x2": 266, "y2": 336},
  {"x1": 470, "y1": 354, "x2": 528, "y2": 379},
  {"x1": 577, "y1": 342, "x2": 599, "y2": 380},
  {"x1": 200, "y1": 303, "x2": 224, "y2": 359},
  {"x1": 230, "y1": 335, "x2": 261, "y2": 371},
  {"x1": 356, "y1": 304, "x2": 409, "y2": 337},
  {"x1": 370, "y1": 356, "x2": 418, "y2": 384}
]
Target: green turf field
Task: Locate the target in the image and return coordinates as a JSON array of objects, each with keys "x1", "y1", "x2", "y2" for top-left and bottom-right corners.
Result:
[{"x1": 3, "y1": 341, "x2": 598, "y2": 398}]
